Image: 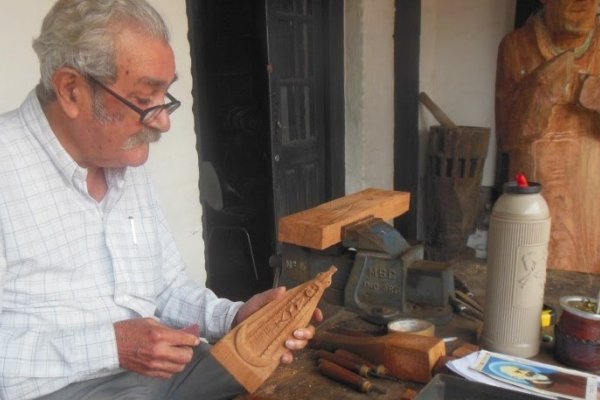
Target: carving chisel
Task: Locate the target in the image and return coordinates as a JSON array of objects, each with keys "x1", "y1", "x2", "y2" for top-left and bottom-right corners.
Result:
[
  {"x1": 334, "y1": 349, "x2": 402, "y2": 382},
  {"x1": 317, "y1": 359, "x2": 386, "y2": 394},
  {"x1": 334, "y1": 348, "x2": 388, "y2": 375},
  {"x1": 317, "y1": 349, "x2": 402, "y2": 383},
  {"x1": 315, "y1": 350, "x2": 371, "y2": 376},
  {"x1": 455, "y1": 290, "x2": 484, "y2": 314}
]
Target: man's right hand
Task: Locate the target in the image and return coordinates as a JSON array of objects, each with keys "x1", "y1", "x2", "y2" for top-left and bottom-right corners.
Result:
[{"x1": 114, "y1": 318, "x2": 200, "y2": 379}]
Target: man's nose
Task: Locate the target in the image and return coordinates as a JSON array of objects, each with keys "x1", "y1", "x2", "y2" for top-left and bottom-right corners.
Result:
[{"x1": 145, "y1": 109, "x2": 171, "y2": 132}]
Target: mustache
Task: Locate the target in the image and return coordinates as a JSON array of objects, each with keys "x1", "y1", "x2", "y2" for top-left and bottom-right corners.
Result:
[{"x1": 122, "y1": 128, "x2": 161, "y2": 150}]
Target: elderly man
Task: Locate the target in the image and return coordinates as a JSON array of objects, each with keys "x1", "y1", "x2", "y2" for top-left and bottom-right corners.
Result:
[
  {"x1": 0, "y1": 1, "x2": 318, "y2": 399},
  {"x1": 495, "y1": 0, "x2": 600, "y2": 273}
]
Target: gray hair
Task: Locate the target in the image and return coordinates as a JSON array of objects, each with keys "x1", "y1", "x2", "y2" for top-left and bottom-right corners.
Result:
[{"x1": 33, "y1": 0, "x2": 170, "y2": 103}]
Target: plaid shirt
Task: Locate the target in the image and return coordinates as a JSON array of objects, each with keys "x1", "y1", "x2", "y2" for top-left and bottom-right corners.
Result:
[{"x1": 0, "y1": 91, "x2": 242, "y2": 400}]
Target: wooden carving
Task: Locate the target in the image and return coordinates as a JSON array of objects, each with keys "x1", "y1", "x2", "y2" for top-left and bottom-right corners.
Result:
[
  {"x1": 210, "y1": 266, "x2": 336, "y2": 393},
  {"x1": 495, "y1": 1, "x2": 600, "y2": 273}
]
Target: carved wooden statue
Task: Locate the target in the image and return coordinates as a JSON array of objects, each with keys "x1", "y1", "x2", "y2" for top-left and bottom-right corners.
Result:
[
  {"x1": 210, "y1": 266, "x2": 336, "y2": 393},
  {"x1": 496, "y1": 0, "x2": 600, "y2": 273}
]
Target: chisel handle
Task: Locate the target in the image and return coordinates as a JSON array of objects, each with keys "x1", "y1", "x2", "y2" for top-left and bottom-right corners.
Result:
[
  {"x1": 315, "y1": 350, "x2": 370, "y2": 377},
  {"x1": 317, "y1": 359, "x2": 374, "y2": 393},
  {"x1": 334, "y1": 349, "x2": 389, "y2": 376}
]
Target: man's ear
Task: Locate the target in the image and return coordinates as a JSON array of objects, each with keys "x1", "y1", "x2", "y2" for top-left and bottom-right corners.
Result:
[{"x1": 52, "y1": 67, "x2": 89, "y2": 119}]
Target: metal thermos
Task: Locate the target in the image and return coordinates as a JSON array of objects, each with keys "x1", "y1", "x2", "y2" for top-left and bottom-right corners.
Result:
[{"x1": 480, "y1": 178, "x2": 551, "y2": 358}]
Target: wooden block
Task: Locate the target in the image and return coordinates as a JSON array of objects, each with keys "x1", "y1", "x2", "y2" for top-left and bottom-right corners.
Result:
[
  {"x1": 311, "y1": 330, "x2": 446, "y2": 383},
  {"x1": 210, "y1": 267, "x2": 336, "y2": 394},
  {"x1": 278, "y1": 188, "x2": 411, "y2": 250},
  {"x1": 451, "y1": 342, "x2": 479, "y2": 358},
  {"x1": 432, "y1": 355, "x2": 458, "y2": 376}
]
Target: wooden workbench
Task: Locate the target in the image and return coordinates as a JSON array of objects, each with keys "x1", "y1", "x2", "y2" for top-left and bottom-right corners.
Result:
[{"x1": 235, "y1": 256, "x2": 600, "y2": 400}]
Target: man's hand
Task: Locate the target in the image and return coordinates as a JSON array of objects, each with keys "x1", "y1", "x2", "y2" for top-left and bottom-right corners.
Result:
[
  {"x1": 114, "y1": 318, "x2": 200, "y2": 379},
  {"x1": 232, "y1": 287, "x2": 324, "y2": 364}
]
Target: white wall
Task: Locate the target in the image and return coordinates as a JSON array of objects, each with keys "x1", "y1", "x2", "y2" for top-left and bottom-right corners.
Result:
[
  {"x1": 344, "y1": 0, "x2": 396, "y2": 194},
  {"x1": 418, "y1": 0, "x2": 515, "y2": 236},
  {"x1": 420, "y1": 0, "x2": 516, "y2": 187},
  {"x1": 344, "y1": 0, "x2": 515, "y2": 235},
  {"x1": 0, "y1": 1, "x2": 206, "y2": 283}
]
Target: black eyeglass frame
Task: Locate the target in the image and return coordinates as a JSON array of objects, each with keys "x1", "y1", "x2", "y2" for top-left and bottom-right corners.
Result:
[{"x1": 88, "y1": 76, "x2": 181, "y2": 124}]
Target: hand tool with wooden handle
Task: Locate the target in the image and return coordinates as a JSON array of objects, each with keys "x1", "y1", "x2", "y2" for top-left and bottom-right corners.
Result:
[
  {"x1": 454, "y1": 290, "x2": 484, "y2": 314},
  {"x1": 312, "y1": 329, "x2": 445, "y2": 383},
  {"x1": 317, "y1": 358, "x2": 386, "y2": 394},
  {"x1": 331, "y1": 349, "x2": 403, "y2": 383},
  {"x1": 418, "y1": 92, "x2": 458, "y2": 129},
  {"x1": 334, "y1": 348, "x2": 387, "y2": 375},
  {"x1": 315, "y1": 350, "x2": 372, "y2": 377},
  {"x1": 450, "y1": 294, "x2": 484, "y2": 321}
]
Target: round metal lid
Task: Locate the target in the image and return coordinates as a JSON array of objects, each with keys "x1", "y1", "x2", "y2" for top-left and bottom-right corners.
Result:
[{"x1": 560, "y1": 295, "x2": 600, "y2": 321}]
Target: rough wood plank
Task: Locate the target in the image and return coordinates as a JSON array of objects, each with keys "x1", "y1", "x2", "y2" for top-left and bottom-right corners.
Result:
[
  {"x1": 278, "y1": 188, "x2": 411, "y2": 250},
  {"x1": 310, "y1": 330, "x2": 446, "y2": 383},
  {"x1": 211, "y1": 267, "x2": 336, "y2": 393}
]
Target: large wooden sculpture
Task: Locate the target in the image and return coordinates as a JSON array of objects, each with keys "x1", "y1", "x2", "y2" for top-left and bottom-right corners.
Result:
[
  {"x1": 495, "y1": 0, "x2": 600, "y2": 273},
  {"x1": 211, "y1": 266, "x2": 336, "y2": 393}
]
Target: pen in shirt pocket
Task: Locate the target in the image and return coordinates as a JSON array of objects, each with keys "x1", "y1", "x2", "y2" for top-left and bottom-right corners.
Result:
[{"x1": 128, "y1": 216, "x2": 138, "y2": 245}]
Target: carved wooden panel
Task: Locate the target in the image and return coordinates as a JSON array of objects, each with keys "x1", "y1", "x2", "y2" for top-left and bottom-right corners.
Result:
[{"x1": 210, "y1": 266, "x2": 336, "y2": 393}]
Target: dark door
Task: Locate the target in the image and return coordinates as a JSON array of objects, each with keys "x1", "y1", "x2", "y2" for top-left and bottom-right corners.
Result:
[
  {"x1": 265, "y1": 0, "x2": 328, "y2": 233},
  {"x1": 186, "y1": 0, "x2": 344, "y2": 299}
]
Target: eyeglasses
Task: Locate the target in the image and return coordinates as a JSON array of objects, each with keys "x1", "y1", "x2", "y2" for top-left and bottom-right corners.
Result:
[{"x1": 88, "y1": 76, "x2": 181, "y2": 124}]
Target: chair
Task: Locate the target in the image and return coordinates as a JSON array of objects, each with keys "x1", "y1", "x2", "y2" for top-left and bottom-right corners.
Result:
[{"x1": 199, "y1": 161, "x2": 259, "y2": 300}]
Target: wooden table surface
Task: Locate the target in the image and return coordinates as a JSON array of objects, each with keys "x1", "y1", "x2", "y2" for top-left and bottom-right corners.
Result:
[{"x1": 235, "y1": 258, "x2": 600, "y2": 400}]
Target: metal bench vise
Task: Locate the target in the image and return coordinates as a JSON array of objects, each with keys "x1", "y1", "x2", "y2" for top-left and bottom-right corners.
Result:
[{"x1": 272, "y1": 189, "x2": 454, "y2": 324}]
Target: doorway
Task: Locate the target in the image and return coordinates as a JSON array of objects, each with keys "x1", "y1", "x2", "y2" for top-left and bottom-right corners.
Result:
[{"x1": 186, "y1": 0, "x2": 344, "y2": 301}]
